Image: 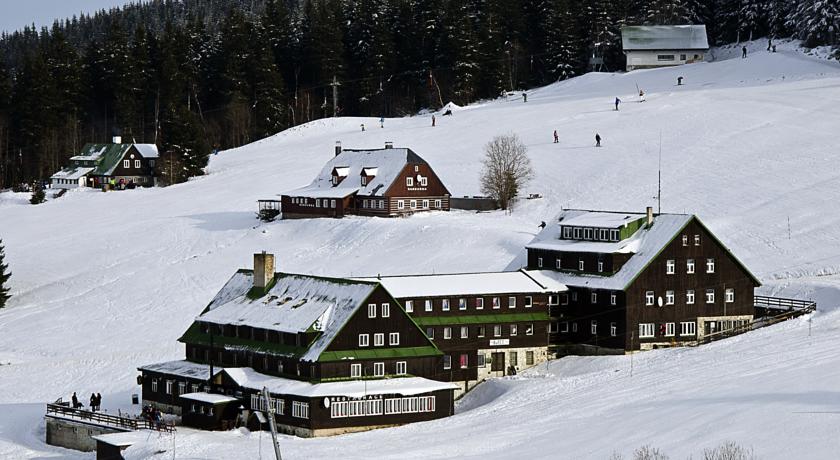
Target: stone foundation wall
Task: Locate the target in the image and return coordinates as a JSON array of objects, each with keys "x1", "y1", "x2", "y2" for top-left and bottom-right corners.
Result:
[{"x1": 45, "y1": 416, "x2": 126, "y2": 452}]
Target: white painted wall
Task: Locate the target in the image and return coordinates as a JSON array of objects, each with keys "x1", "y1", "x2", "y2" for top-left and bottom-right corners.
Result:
[{"x1": 625, "y1": 50, "x2": 706, "y2": 71}]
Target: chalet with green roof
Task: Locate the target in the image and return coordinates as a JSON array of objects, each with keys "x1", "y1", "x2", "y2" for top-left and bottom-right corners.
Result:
[{"x1": 50, "y1": 136, "x2": 159, "y2": 190}]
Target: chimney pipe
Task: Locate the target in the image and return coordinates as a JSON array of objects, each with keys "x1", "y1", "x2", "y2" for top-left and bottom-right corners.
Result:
[
  {"x1": 335, "y1": 141, "x2": 342, "y2": 156},
  {"x1": 646, "y1": 206, "x2": 654, "y2": 227},
  {"x1": 254, "y1": 251, "x2": 275, "y2": 289},
  {"x1": 113, "y1": 136, "x2": 122, "y2": 144},
  {"x1": 384, "y1": 141, "x2": 393, "y2": 149}
]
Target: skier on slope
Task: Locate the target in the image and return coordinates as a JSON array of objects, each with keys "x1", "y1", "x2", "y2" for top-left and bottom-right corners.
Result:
[
  {"x1": 639, "y1": 89, "x2": 646, "y2": 102},
  {"x1": 595, "y1": 132, "x2": 602, "y2": 147},
  {"x1": 553, "y1": 130, "x2": 559, "y2": 144},
  {"x1": 614, "y1": 97, "x2": 621, "y2": 111},
  {"x1": 742, "y1": 46, "x2": 747, "y2": 58}
]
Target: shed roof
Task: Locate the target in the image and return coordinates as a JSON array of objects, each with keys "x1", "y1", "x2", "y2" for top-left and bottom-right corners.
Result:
[
  {"x1": 621, "y1": 25, "x2": 709, "y2": 51},
  {"x1": 357, "y1": 270, "x2": 567, "y2": 298},
  {"x1": 51, "y1": 167, "x2": 95, "y2": 180}
]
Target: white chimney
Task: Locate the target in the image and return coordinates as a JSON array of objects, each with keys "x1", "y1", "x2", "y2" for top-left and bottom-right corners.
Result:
[
  {"x1": 112, "y1": 136, "x2": 122, "y2": 144},
  {"x1": 254, "y1": 251, "x2": 275, "y2": 289},
  {"x1": 646, "y1": 206, "x2": 654, "y2": 227},
  {"x1": 335, "y1": 141, "x2": 342, "y2": 156},
  {"x1": 384, "y1": 141, "x2": 393, "y2": 149}
]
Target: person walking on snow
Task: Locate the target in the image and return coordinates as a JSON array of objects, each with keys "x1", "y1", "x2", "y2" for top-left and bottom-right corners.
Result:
[
  {"x1": 595, "y1": 132, "x2": 602, "y2": 147},
  {"x1": 639, "y1": 89, "x2": 646, "y2": 102},
  {"x1": 71, "y1": 392, "x2": 79, "y2": 409},
  {"x1": 432, "y1": 114, "x2": 436, "y2": 127},
  {"x1": 742, "y1": 46, "x2": 747, "y2": 58},
  {"x1": 96, "y1": 393, "x2": 102, "y2": 411},
  {"x1": 379, "y1": 116, "x2": 384, "y2": 128},
  {"x1": 614, "y1": 97, "x2": 621, "y2": 111},
  {"x1": 553, "y1": 130, "x2": 559, "y2": 143},
  {"x1": 90, "y1": 393, "x2": 97, "y2": 412},
  {"x1": 523, "y1": 92, "x2": 528, "y2": 103}
]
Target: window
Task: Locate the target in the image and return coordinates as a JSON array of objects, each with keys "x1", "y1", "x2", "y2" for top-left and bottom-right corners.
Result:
[
  {"x1": 405, "y1": 300, "x2": 413, "y2": 312},
  {"x1": 645, "y1": 291, "x2": 655, "y2": 306},
  {"x1": 123, "y1": 159, "x2": 130, "y2": 168},
  {"x1": 563, "y1": 227, "x2": 572, "y2": 238},
  {"x1": 420, "y1": 177, "x2": 428, "y2": 186},
  {"x1": 578, "y1": 260, "x2": 585, "y2": 271},
  {"x1": 591, "y1": 292, "x2": 598, "y2": 304},
  {"x1": 459, "y1": 298, "x2": 467, "y2": 310},
  {"x1": 165, "y1": 380, "x2": 173, "y2": 394},
  {"x1": 550, "y1": 322, "x2": 559, "y2": 333},
  {"x1": 363, "y1": 199, "x2": 369, "y2": 209},
  {"x1": 134, "y1": 160, "x2": 141, "y2": 169},
  {"x1": 610, "y1": 322, "x2": 617, "y2": 337},
  {"x1": 590, "y1": 320, "x2": 597, "y2": 335},
  {"x1": 694, "y1": 235, "x2": 701, "y2": 246},
  {"x1": 706, "y1": 289, "x2": 715, "y2": 304},
  {"x1": 526, "y1": 351, "x2": 534, "y2": 365},
  {"x1": 665, "y1": 322, "x2": 675, "y2": 337},
  {"x1": 477, "y1": 326, "x2": 485, "y2": 337},
  {"x1": 597, "y1": 261, "x2": 604, "y2": 273},
  {"x1": 610, "y1": 293, "x2": 617, "y2": 305},
  {"x1": 410, "y1": 199, "x2": 417, "y2": 209},
  {"x1": 510, "y1": 324, "x2": 518, "y2": 336},
  {"x1": 680, "y1": 54, "x2": 687, "y2": 60},
  {"x1": 378, "y1": 200, "x2": 384, "y2": 209},
  {"x1": 574, "y1": 228, "x2": 582, "y2": 239},
  {"x1": 682, "y1": 235, "x2": 688, "y2": 246},
  {"x1": 443, "y1": 355, "x2": 451, "y2": 370},
  {"x1": 477, "y1": 354, "x2": 486, "y2": 367},
  {"x1": 666, "y1": 259, "x2": 675, "y2": 274},
  {"x1": 571, "y1": 292, "x2": 578, "y2": 301},
  {"x1": 687, "y1": 259, "x2": 695, "y2": 274},
  {"x1": 509, "y1": 351, "x2": 518, "y2": 366},
  {"x1": 351, "y1": 363, "x2": 361, "y2": 378},
  {"x1": 657, "y1": 54, "x2": 675, "y2": 61},
  {"x1": 492, "y1": 297, "x2": 501, "y2": 309},
  {"x1": 639, "y1": 323, "x2": 655, "y2": 338},
  {"x1": 665, "y1": 290, "x2": 675, "y2": 305},
  {"x1": 556, "y1": 258, "x2": 562, "y2": 269},
  {"x1": 396, "y1": 361, "x2": 407, "y2": 375},
  {"x1": 706, "y1": 258, "x2": 715, "y2": 273},
  {"x1": 686, "y1": 290, "x2": 695, "y2": 304},
  {"x1": 442, "y1": 299, "x2": 450, "y2": 311},
  {"x1": 434, "y1": 199, "x2": 442, "y2": 208},
  {"x1": 422, "y1": 199, "x2": 429, "y2": 208},
  {"x1": 475, "y1": 298, "x2": 484, "y2": 309},
  {"x1": 493, "y1": 325, "x2": 502, "y2": 337},
  {"x1": 537, "y1": 257, "x2": 543, "y2": 268},
  {"x1": 585, "y1": 228, "x2": 593, "y2": 240},
  {"x1": 331, "y1": 199, "x2": 336, "y2": 208},
  {"x1": 525, "y1": 296, "x2": 532, "y2": 308},
  {"x1": 373, "y1": 362, "x2": 385, "y2": 377},
  {"x1": 368, "y1": 303, "x2": 377, "y2": 318},
  {"x1": 374, "y1": 333, "x2": 384, "y2": 346},
  {"x1": 443, "y1": 327, "x2": 452, "y2": 339},
  {"x1": 561, "y1": 322, "x2": 569, "y2": 333},
  {"x1": 359, "y1": 334, "x2": 369, "y2": 347},
  {"x1": 151, "y1": 379, "x2": 158, "y2": 392},
  {"x1": 599, "y1": 229, "x2": 608, "y2": 240},
  {"x1": 425, "y1": 299, "x2": 433, "y2": 312},
  {"x1": 460, "y1": 354, "x2": 468, "y2": 369},
  {"x1": 397, "y1": 200, "x2": 405, "y2": 210},
  {"x1": 610, "y1": 229, "x2": 619, "y2": 241},
  {"x1": 725, "y1": 288, "x2": 735, "y2": 303},
  {"x1": 426, "y1": 328, "x2": 434, "y2": 339},
  {"x1": 361, "y1": 176, "x2": 367, "y2": 186},
  {"x1": 508, "y1": 296, "x2": 516, "y2": 308},
  {"x1": 680, "y1": 321, "x2": 696, "y2": 337},
  {"x1": 389, "y1": 332, "x2": 400, "y2": 345},
  {"x1": 549, "y1": 295, "x2": 559, "y2": 306},
  {"x1": 381, "y1": 303, "x2": 390, "y2": 318},
  {"x1": 191, "y1": 384, "x2": 199, "y2": 393},
  {"x1": 178, "y1": 382, "x2": 186, "y2": 395},
  {"x1": 406, "y1": 177, "x2": 414, "y2": 187},
  {"x1": 460, "y1": 326, "x2": 468, "y2": 339},
  {"x1": 150, "y1": 160, "x2": 155, "y2": 168},
  {"x1": 292, "y1": 401, "x2": 309, "y2": 419},
  {"x1": 526, "y1": 324, "x2": 534, "y2": 335}
]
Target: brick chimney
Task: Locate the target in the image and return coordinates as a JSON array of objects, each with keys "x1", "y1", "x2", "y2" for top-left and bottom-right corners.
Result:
[
  {"x1": 113, "y1": 136, "x2": 122, "y2": 144},
  {"x1": 646, "y1": 206, "x2": 654, "y2": 227},
  {"x1": 254, "y1": 252, "x2": 275, "y2": 289},
  {"x1": 335, "y1": 141, "x2": 342, "y2": 156}
]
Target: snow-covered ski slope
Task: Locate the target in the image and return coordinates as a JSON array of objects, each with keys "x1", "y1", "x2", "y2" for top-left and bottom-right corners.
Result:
[{"x1": 1, "y1": 40, "x2": 840, "y2": 458}]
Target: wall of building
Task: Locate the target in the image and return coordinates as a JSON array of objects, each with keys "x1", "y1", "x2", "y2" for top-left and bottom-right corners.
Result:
[
  {"x1": 45, "y1": 417, "x2": 126, "y2": 452},
  {"x1": 625, "y1": 50, "x2": 706, "y2": 71}
]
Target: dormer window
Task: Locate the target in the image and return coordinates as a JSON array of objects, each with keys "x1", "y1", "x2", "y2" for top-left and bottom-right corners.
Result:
[
  {"x1": 610, "y1": 230, "x2": 619, "y2": 241},
  {"x1": 361, "y1": 176, "x2": 367, "y2": 186},
  {"x1": 331, "y1": 166, "x2": 349, "y2": 186}
]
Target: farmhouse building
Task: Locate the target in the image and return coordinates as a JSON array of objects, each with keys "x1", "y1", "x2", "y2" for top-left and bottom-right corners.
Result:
[
  {"x1": 621, "y1": 25, "x2": 709, "y2": 71},
  {"x1": 360, "y1": 271, "x2": 567, "y2": 394},
  {"x1": 523, "y1": 208, "x2": 761, "y2": 353},
  {"x1": 50, "y1": 137, "x2": 159, "y2": 189},
  {"x1": 139, "y1": 253, "x2": 456, "y2": 437},
  {"x1": 278, "y1": 142, "x2": 451, "y2": 218}
]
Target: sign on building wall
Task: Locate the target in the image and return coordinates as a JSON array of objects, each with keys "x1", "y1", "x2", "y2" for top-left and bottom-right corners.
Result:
[{"x1": 489, "y1": 339, "x2": 510, "y2": 347}]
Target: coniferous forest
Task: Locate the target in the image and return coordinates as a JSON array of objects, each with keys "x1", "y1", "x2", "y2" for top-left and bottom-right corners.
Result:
[{"x1": 0, "y1": 0, "x2": 837, "y2": 188}]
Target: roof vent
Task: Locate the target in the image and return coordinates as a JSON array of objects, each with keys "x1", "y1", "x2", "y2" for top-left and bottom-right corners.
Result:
[{"x1": 384, "y1": 141, "x2": 393, "y2": 149}]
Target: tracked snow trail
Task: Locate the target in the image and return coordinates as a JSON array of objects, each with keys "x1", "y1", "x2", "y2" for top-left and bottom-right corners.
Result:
[{"x1": 1, "y1": 40, "x2": 840, "y2": 458}]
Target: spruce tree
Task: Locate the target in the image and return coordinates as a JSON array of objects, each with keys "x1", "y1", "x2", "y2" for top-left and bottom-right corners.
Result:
[
  {"x1": 0, "y1": 239, "x2": 10, "y2": 308},
  {"x1": 160, "y1": 106, "x2": 210, "y2": 184},
  {"x1": 788, "y1": 0, "x2": 840, "y2": 48},
  {"x1": 30, "y1": 185, "x2": 46, "y2": 204}
]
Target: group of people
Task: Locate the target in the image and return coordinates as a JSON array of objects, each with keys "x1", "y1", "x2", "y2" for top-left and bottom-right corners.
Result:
[
  {"x1": 141, "y1": 404, "x2": 165, "y2": 427},
  {"x1": 70, "y1": 391, "x2": 102, "y2": 411}
]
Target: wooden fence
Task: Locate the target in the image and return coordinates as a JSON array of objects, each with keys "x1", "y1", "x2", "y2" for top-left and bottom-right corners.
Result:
[
  {"x1": 46, "y1": 403, "x2": 175, "y2": 433},
  {"x1": 691, "y1": 295, "x2": 817, "y2": 346}
]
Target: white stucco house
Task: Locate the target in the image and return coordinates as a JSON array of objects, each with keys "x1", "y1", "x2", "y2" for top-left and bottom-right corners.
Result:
[{"x1": 621, "y1": 25, "x2": 709, "y2": 71}]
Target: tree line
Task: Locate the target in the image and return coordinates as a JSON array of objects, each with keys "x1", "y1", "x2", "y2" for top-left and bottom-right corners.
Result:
[{"x1": 0, "y1": 0, "x2": 836, "y2": 188}]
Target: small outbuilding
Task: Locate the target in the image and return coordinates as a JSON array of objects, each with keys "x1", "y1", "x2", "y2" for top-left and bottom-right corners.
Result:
[
  {"x1": 621, "y1": 25, "x2": 709, "y2": 71},
  {"x1": 179, "y1": 392, "x2": 241, "y2": 430}
]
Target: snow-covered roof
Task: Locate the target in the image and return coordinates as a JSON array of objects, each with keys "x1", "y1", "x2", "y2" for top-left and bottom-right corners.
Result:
[
  {"x1": 67, "y1": 143, "x2": 159, "y2": 176},
  {"x1": 357, "y1": 270, "x2": 566, "y2": 298},
  {"x1": 137, "y1": 359, "x2": 220, "y2": 380},
  {"x1": 560, "y1": 212, "x2": 645, "y2": 228},
  {"x1": 70, "y1": 144, "x2": 110, "y2": 161},
  {"x1": 223, "y1": 367, "x2": 457, "y2": 398},
  {"x1": 50, "y1": 167, "x2": 95, "y2": 180},
  {"x1": 134, "y1": 144, "x2": 160, "y2": 159},
  {"x1": 198, "y1": 271, "x2": 379, "y2": 362},
  {"x1": 92, "y1": 431, "x2": 151, "y2": 447},
  {"x1": 622, "y1": 25, "x2": 709, "y2": 51},
  {"x1": 180, "y1": 392, "x2": 239, "y2": 404},
  {"x1": 284, "y1": 147, "x2": 429, "y2": 199},
  {"x1": 524, "y1": 211, "x2": 693, "y2": 290}
]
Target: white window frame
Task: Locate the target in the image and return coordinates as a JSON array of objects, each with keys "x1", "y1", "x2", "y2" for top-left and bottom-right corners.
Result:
[
  {"x1": 680, "y1": 321, "x2": 697, "y2": 337},
  {"x1": 665, "y1": 322, "x2": 675, "y2": 337},
  {"x1": 666, "y1": 259, "x2": 675, "y2": 274},
  {"x1": 460, "y1": 326, "x2": 468, "y2": 339},
  {"x1": 610, "y1": 229, "x2": 619, "y2": 241},
  {"x1": 443, "y1": 355, "x2": 451, "y2": 370},
  {"x1": 434, "y1": 199, "x2": 442, "y2": 208},
  {"x1": 151, "y1": 379, "x2": 158, "y2": 392},
  {"x1": 397, "y1": 200, "x2": 405, "y2": 210},
  {"x1": 508, "y1": 296, "x2": 516, "y2": 308},
  {"x1": 639, "y1": 323, "x2": 655, "y2": 338},
  {"x1": 610, "y1": 293, "x2": 617, "y2": 305},
  {"x1": 578, "y1": 260, "x2": 585, "y2": 271},
  {"x1": 425, "y1": 299, "x2": 433, "y2": 312},
  {"x1": 556, "y1": 258, "x2": 562, "y2": 269},
  {"x1": 725, "y1": 288, "x2": 735, "y2": 303},
  {"x1": 406, "y1": 177, "x2": 414, "y2": 187},
  {"x1": 420, "y1": 177, "x2": 428, "y2": 186},
  {"x1": 123, "y1": 159, "x2": 130, "y2": 168},
  {"x1": 165, "y1": 380, "x2": 173, "y2": 394},
  {"x1": 458, "y1": 298, "x2": 467, "y2": 310},
  {"x1": 459, "y1": 354, "x2": 468, "y2": 369},
  {"x1": 591, "y1": 320, "x2": 597, "y2": 335},
  {"x1": 645, "y1": 291, "x2": 655, "y2": 306},
  {"x1": 665, "y1": 290, "x2": 675, "y2": 305},
  {"x1": 706, "y1": 289, "x2": 715, "y2": 304},
  {"x1": 134, "y1": 159, "x2": 141, "y2": 169},
  {"x1": 476, "y1": 298, "x2": 484, "y2": 309},
  {"x1": 493, "y1": 325, "x2": 502, "y2": 337},
  {"x1": 561, "y1": 322, "x2": 569, "y2": 333},
  {"x1": 706, "y1": 258, "x2": 715, "y2": 273},
  {"x1": 537, "y1": 257, "x2": 543, "y2": 268},
  {"x1": 597, "y1": 261, "x2": 604, "y2": 273},
  {"x1": 422, "y1": 199, "x2": 429, "y2": 208},
  {"x1": 396, "y1": 361, "x2": 407, "y2": 375},
  {"x1": 368, "y1": 303, "x2": 377, "y2": 318},
  {"x1": 682, "y1": 235, "x2": 688, "y2": 246},
  {"x1": 410, "y1": 199, "x2": 417, "y2": 209},
  {"x1": 374, "y1": 333, "x2": 384, "y2": 346},
  {"x1": 591, "y1": 292, "x2": 597, "y2": 304},
  {"x1": 292, "y1": 401, "x2": 309, "y2": 419},
  {"x1": 510, "y1": 324, "x2": 518, "y2": 336},
  {"x1": 443, "y1": 327, "x2": 452, "y2": 339},
  {"x1": 442, "y1": 298, "x2": 450, "y2": 311},
  {"x1": 525, "y1": 296, "x2": 533, "y2": 308},
  {"x1": 381, "y1": 303, "x2": 390, "y2": 318},
  {"x1": 358, "y1": 334, "x2": 369, "y2": 347},
  {"x1": 426, "y1": 327, "x2": 434, "y2": 339},
  {"x1": 526, "y1": 323, "x2": 534, "y2": 335},
  {"x1": 389, "y1": 332, "x2": 400, "y2": 345},
  {"x1": 350, "y1": 363, "x2": 362, "y2": 378},
  {"x1": 687, "y1": 259, "x2": 695, "y2": 274},
  {"x1": 686, "y1": 290, "x2": 695, "y2": 305},
  {"x1": 405, "y1": 300, "x2": 413, "y2": 312},
  {"x1": 492, "y1": 297, "x2": 501, "y2": 309},
  {"x1": 373, "y1": 362, "x2": 385, "y2": 377},
  {"x1": 610, "y1": 322, "x2": 617, "y2": 337},
  {"x1": 694, "y1": 234, "x2": 701, "y2": 246}
]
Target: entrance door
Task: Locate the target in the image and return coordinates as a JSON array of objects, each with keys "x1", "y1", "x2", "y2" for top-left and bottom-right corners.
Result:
[{"x1": 491, "y1": 352, "x2": 505, "y2": 373}]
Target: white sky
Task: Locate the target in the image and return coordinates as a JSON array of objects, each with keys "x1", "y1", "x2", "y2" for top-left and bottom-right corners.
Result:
[{"x1": 1, "y1": 1, "x2": 133, "y2": 34}]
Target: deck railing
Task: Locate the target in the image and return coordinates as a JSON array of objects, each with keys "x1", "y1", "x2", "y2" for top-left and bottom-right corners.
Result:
[
  {"x1": 46, "y1": 403, "x2": 175, "y2": 433},
  {"x1": 691, "y1": 296, "x2": 817, "y2": 346},
  {"x1": 754, "y1": 295, "x2": 817, "y2": 313}
]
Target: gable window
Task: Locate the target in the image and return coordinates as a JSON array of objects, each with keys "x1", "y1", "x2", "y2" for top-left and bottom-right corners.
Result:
[
  {"x1": 687, "y1": 259, "x2": 695, "y2": 274},
  {"x1": 361, "y1": 176, "x2": 368, "y2": 186},
  {"x1": 397, "y1": 200, "x2": 405, "y2": 210},
  {"x1": 381, "y1": 303, "x2": 390, "y2": 318},
  {"x1": 373, "y1": 362, "x2": 385, "y2": 377},
  {"x1": 443, "y1": 327, "x2": 452, "y2": 339},
  {"x1": 682, "y1": 235, "x2": 688, "y2": 246},
  {"x1": 420, "y1": 177, "x2": 428, "y2": 186},
  {"x1": 725, "y1": 288, "x2": 735, "y2": 303},
  {"x1": 645, "y1": 291, "x2": 655, "y2": 306},
  {"x1": 597, "y1": 261, "x2": 604, "y2": 273},
  {"x1": 508, "y1": 296, "x2": 516, "y2": 308},
  {"x1": 368, "y1": 303, "x2": 377, "y2": 318},
  {"x1": 442, "y1": 355, "x2": 452, "y2": 370},
  {"x1": 706, "y1": 258, "x2": 715, "y2": 273},
  {"x1": 493, "y1": 325, "x2": 502, "y2": 337},
  {"x1": 591, "y1": 321, "x2": 598, "y2": 335},
  {"x1": 537, "y1": 257, "x2": 543, "y2": 268},
  {"x1": 406, "y1": 177, "x2": 414, "y2": 187},
  {"x1": 134, "y1": 160, "x2": 141, "y2": 169},
  {"x1": 123, "y1": 159, "x2": 130, "y2": 168},
  {"x1": 396, "y1": 361, "x2": 407, "y2": 375},
  {"x1": 680, "y1": 321, "x2": 696, "y2": 337},
  {"x1": 389, "y1": 332, "x2": 400, "y2": 345},
  {"x1": 694, "y1": 235, "x2": 701, "y2": 246},
  {"x1": 475, "y1": 298, "x2": 484, "y2": 309},
  {"x1": 686, "y1": 290, "x2": 695, "y2": 304},
  {"x1": 591, "y1": 292, "x2": 598, "y2": 304},
  {"x1": 510, "y1": 324, "x2": 518, "y2": 336},
  {"x1": 610, "y1": 322, "x2": 617, "y2": 337},
  {"x1": 706, "y1": 289, "x2": 715, "y2": 304},
  {"x1": 610, "y1": 293, "x2": 617, "y2": 305},
  {"x1": 442, "y1": 299, "x2": 450, "y2": 311},
  {"x1": 359, "y1": 334, "x2": 369, "y2": 347},
  {"x1": 639, "y1": 323, "x2": 655, "y2": 338},
  {"x1": 477, "y1": 326, "x2": 485, "y2": 337},
  {"x1": 578, "y1": 260, "x2": 585, "y2": 271},
  {"x1": 665, "y1": 323, "x2": 675, "y2": 337},
  {"x1": 666, "y1": 259, "x2": 675, "y2": 274},
  {"x1": 405, "y1": 300, "x2": 413, "y2": 312},
  {"x1": 351, "y1": 363, "x2": 362, "y2": 378},
  {"x1": 426, "y1": 328, "x2": 434, "y2": 339},
  {"x1": 525, "y1": 296, "x2": 533, "y2": 308},
  {"x1": 458, "y1": 298, "x2": 467, "y2": 310},
  {"x1": 425, "y1": 299, "x2": 433, "y2": 312},
  {"x1": 460, "y1": 326, "x2": 468, "y2": 339},
  {"x1": 665, "y1": 290, "x2": 675, "y2": 305},
  {"x1": 374, "y1": 333, "x2": 384, "y2": 346}
]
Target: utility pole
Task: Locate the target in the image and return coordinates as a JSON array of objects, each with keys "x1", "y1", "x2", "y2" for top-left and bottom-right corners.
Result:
[
  {"x1": 330, "y1": 76, "x2": 340, "y2": 118},
  {"x1": 262, "y1": 388, "x2": 283, "y2": 460},
  {"x1": 658, "y1": 131, "x2": 662, "y2": 214}
]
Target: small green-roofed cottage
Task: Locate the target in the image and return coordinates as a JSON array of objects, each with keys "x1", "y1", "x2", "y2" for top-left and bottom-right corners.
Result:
[
  {"x1": 50, "y1": 136, "x2": 159, "y2": 190},
  {"x1": 139, "y1": 252, "x2": 456, "y2": 437}
]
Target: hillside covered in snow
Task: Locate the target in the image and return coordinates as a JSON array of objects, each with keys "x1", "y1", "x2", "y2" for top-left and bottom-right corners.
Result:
[{"x1": 1, "y1": 41, "x2": 840, "y2": 459}]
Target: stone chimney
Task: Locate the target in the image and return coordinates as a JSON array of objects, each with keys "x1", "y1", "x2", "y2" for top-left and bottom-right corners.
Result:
[
  {"x1": 646, "y1": 206, "x2": 654, "y2": 227},
  {"x1": 254, "y1": 251, "x2": 275, "y2": 289},
  {"x1": 113, "y1": 136, "x2": 122, "y2": 144},
  {"x1": 335, "y1": 141, "x2": 342, "y2": 156},
  {"x1": 384, "y1": 141, "x2": 393, "y2": 149}
]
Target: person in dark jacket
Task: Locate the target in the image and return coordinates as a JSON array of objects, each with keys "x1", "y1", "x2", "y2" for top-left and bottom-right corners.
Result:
[
  {"x1": 71, "y1": 392, "x2": 79, "y2": 409},
  {"x1": 96, "y1": 393, "x2": 102, "y2": 411},
  {"x1": 742, "y1": 46, "x2": 747, "y2": 58},
  {"x1": 90, "y1": 393, "x2": 97, "y2": 412},
  {"x1": 614, "y1": 97, "x2": 621, "y2": 110},
  {"x1": 595, "y1": 132, "x2": 602, "y2": 147},
  {"x1": 553, "y1": 130, "x2": 559, "y2": 143}
]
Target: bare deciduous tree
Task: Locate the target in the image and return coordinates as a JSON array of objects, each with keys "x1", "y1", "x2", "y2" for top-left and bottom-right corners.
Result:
[
  {"x1": 634, "y1": 445, "x2": 669, "y2": 460},
  {"x1": 480, "y1": 133, "x2": 533, "y2": 211},
  {"x1": 703, "y1": 442, "x2": 757, "y2": 460}
]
